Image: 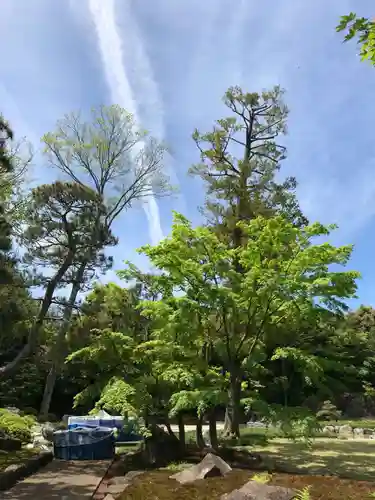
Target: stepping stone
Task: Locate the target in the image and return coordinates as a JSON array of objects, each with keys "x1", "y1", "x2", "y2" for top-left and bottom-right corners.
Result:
[
  {"x1": 171, "y1": 453, "x2": 232, "y2": 484},
  {"x1": 222, "y1": 480, "x2": 296, "y2": 500}
]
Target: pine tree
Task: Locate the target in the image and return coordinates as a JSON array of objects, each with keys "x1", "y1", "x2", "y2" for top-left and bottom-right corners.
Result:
[
  {"x1": 0, "y1": 115, "x2": 14, "y2": 285},
  {"x1": 190, "y1": 86, "x2": 307, "y2": 435},
  {"x1": 190, "y1": 85, "x2": 307, "y2": 248}
]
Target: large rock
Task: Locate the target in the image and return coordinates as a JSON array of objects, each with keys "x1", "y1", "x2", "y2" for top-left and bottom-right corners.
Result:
[
  {"x1": 353, "y1": 427, "x2": 364, "y2": 438},
  {"x1": 41, "y1": 422, "x2": 55, "y2": 442},
  {"x1": 338, "y1": 424, "x2": 352, "y2": 434},
  {"x1": 171, "y1": 453, "x2": 232, "y2": 484},
  {"x1": 222, "y1": 480, "x2": 296, "y2": 500},
  {"x1": 32, "y1": 435, "x2": 52, "y2": 451},
  {"x1": 0, "y1": 437, "x2": 22, "y2": 451}
]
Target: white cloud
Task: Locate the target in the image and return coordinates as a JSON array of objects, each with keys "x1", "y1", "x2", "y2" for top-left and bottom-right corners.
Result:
[{"x1": 86, "y1": 0, "x2": 165, "y2": 245}]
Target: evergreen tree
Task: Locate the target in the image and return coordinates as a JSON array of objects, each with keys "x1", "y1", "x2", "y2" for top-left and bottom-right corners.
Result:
[
  {"x1": 190, "y1": 87, "x2": 307, "y2": 434},
  {"x1": 0, "y1": 115, "x2": 14, "y2": 285},
  {"x1": 190, "y1": 86, "x2": 307, "y2": 248}
]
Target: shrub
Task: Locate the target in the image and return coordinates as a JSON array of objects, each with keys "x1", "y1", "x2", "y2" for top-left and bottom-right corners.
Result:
[
  {"x1": 0, "y1": 408, "x2": 36, "y2": 443},
  {"x1": 20, "y1": 407, "x2": 38, "y2": 418},
  {"x1": 122, "y1": 417, "x2": 142, "y2": 436},
  {"x1": 316, "y1": 400, "x2": 341, "y2": 421}
]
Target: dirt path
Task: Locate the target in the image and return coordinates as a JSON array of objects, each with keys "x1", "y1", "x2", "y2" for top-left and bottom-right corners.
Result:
[{"x1": 1, "y1": 459, "x2": 111, "y2": 499}]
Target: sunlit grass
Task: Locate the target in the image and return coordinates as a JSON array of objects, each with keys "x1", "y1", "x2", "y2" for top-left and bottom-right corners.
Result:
[{"x1": 248, "y1": 438, "x2": 375, "y2": 481}]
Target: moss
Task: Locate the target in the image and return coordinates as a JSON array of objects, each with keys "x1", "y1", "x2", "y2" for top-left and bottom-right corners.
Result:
[
  {"x1": 118, "y1": 468, "x2": 375, "y2": 500},
  {"x1": 0, "y1": 449, "x2": 40, "y2": 472},
  {"x1": 119, "y1": 469, "x2": 252, "y2": 500},
  {"x1": 0, "y1": 409, "x2": 36, "y2": 443}
]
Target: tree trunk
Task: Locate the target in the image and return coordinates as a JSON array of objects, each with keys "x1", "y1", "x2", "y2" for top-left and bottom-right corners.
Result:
[
  {"x1": 0, "y1": 252, "x2": 74, "y2": 376},
  {"x1": 227, "y1": 371, "x2": 241, "y2": 437},
  {"x1": 196, "y1": 414, "x2": 205, "y2": 448},
  {"x1": 224, "y1": 405, "x2": 231, "y2": 435},
  {"x1": 208, "y1": 411, "x2": 218, "y2": 449},
  {"x1": 165, "y1": 418, "x2": 176, "y2": 437},
  {"x1": 178, "y1": 413, "x2": 185, "y2": 450},
  {"x1": 39, "y1": 262, "x2": 86, "y2": 418}
]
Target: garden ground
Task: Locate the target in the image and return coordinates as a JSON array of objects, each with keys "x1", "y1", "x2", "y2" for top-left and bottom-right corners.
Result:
[
  {"x1": 119, "y1": 467, "x2": 375, "y2": 500},
  {"x1": 250, "y1": 438, "x2": 375, "y2": 481},
  {"x1": 117, "y1": 436, "x2": 375, "y2": 499}
]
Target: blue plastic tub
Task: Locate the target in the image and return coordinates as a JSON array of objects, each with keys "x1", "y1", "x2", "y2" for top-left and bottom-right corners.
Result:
[
  {"x1": 53, "y1": 427, "x2": 115, "y2": 460},
  {"x1": 67, "y1": 415, "x2": 142, "y2": 443}
]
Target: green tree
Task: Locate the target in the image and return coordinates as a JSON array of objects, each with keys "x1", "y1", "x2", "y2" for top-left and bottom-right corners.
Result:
[
  {"x1": 46, "y1": 282, "x2": 151, "y2": 415},
  {"x1": 190, "y1": 86, "x2": 307, "y2": 432},
  {"x1": 0, "y1": 181, "x2": 113, "y2": 376},
  {"x1": 331, "y1": 306, "x2": 375, "y2": 416},
  {"x1": 129, "y1": 213, "x2": 359, "y2": 436},
  {"x1": 39, "y1": 105, "x2": 172, "y2": 417},
  {"x1": 0, "y1": 115, "x2": 14, "y2": 175},
  {"x1": 0, "y1": 116, "x2": 15, "y2": 286},
  {"x1": 337, "y1": 13, "x2": 375, "y2": 65},
  {"x1": 190, "y1": 86, "x2": 307, "y2": 243}
]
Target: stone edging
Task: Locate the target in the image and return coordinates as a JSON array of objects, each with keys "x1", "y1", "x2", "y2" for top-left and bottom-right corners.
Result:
[{"x1": 0, "y1": 451, "x2": 53, "y2": 491}]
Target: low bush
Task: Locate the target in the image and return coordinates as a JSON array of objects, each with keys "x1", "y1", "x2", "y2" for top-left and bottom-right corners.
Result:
[
  {"x1": 0, "y1": 409, "x2": 36, "y2": 443},
  {"x1": 316, "y1": 400, "x2": 341, "y2": 421},
  {"x1": 20, "y1": 407, "x2": 38, "y2": 418},
  {"x1": 220, "y1": 425, "x2": 339, "y2": 448}
]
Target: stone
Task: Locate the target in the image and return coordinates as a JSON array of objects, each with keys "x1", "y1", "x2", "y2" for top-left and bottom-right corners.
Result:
[
  {"x1": 32, "y1": 434, "x2": 52, "y2": 451},
  {"x1": 171, "y1": 453, "x2": 232, "y2": 484},
  {"x1": 31, "y1": 424, "x2": 43, "y2": 435},
  {"x1": 0, "y1": 437, "x2": 22, "y2": 451},
  {"x1": 41, "y1": 422, "x2": 55, "y2": 442},
  {"x1": 338, "y1": 424, "x2": 352, "y2": 434},
  {"x1": 322, "y1": 425, "x2": 335, "y2": 433},
  {"x1": 4, "y1": 464, "x2": 21, "y2": 473},
  {"x1": 122, "y1": 470, "x2": 145, "y2": 482},
  {"x1": 4, "y1": 407, "x2": 21, "y2": 415},
  {"x1": 353, "y1": 427, "x2": 364, "y2": 438},
  {"x1": 221, "y1": 480, "x2": 296, "y2": 500},
  {"x1": 107, "y1": 476, "x2": 130, "y2": 495},
  {"x1": 107, "y1": 472, "x2": 145, "y2": 497}
]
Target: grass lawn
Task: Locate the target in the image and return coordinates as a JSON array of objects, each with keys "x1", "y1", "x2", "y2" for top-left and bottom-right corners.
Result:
[
  {"x1": 248, "y1": 438, "x2": 375, "y2": 481},
  {"x1": 0, "y1": 448, "x2": 40, "y2": 472},
  {"x1": 116, "y1": 442, "x2": 142, "y2": 455}
]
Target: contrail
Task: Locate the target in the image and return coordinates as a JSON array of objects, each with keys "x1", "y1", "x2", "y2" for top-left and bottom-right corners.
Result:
[{"x1": 88, "y1": 0, "x2": 164, "y2": 245}]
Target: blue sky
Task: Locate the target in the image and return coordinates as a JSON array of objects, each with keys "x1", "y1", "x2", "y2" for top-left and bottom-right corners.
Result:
[{"x1": 1, "y1": 0, "x2": 375, "y2": 307}]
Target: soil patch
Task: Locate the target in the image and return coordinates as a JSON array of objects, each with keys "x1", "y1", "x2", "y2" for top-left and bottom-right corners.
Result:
[{"x1": 118, "y1": 469, "x2": 375, "y2": 500}]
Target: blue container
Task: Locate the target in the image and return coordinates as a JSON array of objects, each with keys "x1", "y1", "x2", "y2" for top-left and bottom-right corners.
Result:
[
  {"x1": 68, "y1": 415, "x2": 142, "y2": 443},
  {"x1": 53, "y1": 427, "x2": 115, "y2": 461}
]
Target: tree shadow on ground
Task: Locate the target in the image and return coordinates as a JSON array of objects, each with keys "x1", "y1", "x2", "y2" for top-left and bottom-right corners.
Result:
[
  {"x1": 250, "y1": 438, "x2": 375, "y2": 481},
  {"x1": 1, "y1": 459, "x2": 110, "y2": 499}
]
